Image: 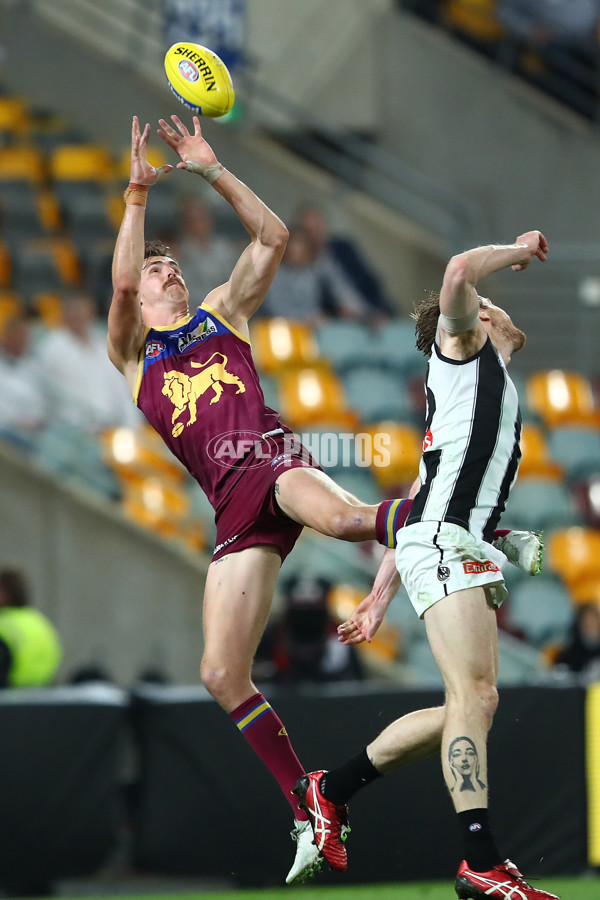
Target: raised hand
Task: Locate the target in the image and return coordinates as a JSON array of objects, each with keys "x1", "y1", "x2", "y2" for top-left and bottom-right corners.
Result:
[
  {"x1": 157, "y1": 114, "x2": 218, "y2": 168},
  {"x1": 512, "y1": 230, "x2": 549, "y2": 271},
  {"x1": 130, "y1": 116, "x2": 173, "y2": 186}
]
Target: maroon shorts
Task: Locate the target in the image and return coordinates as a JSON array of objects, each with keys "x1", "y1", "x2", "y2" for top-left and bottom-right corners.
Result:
[{"x1": 212, "y1": 438, "x2": 321, "y2": 562}]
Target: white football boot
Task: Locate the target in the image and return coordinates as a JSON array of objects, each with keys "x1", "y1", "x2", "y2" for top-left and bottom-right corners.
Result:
[{"x1": 285, "y1": 818, "x2": 323, "y2": 884}]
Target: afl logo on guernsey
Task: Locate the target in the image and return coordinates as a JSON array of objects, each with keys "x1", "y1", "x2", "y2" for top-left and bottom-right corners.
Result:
[{"x1": 146, "y1": 341, "x2": 166, "y2": 358}]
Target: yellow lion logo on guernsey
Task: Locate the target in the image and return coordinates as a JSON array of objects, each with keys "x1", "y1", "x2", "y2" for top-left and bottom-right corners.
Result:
[{"x1": 162, "y1": 351, "x2": 246, "y2": 437}]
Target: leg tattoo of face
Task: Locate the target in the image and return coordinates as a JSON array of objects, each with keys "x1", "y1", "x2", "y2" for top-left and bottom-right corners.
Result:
[{"x1": 448, "y1": 736, "x2": 486, "y2": 792}]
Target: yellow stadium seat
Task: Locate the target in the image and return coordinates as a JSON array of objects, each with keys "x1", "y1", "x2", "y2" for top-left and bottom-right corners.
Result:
[
  {"x1": 0, "y1": 290, "x2": 24, "y2": 334},
  {"x1": 31, "y1": 292, "x2": 64, "y2": 328},
  {"x1": 526, "y1": 370, "x2": 600, "y2": 427},
  {"x1": 547, "y1": 527, "x2": 600, "y2": 592},
  {"x1": 518, "y1": 422, "x2": 563, "y2": 480},
  {"x1": 363, "y1": 421, "x2": 422, "y2": 491},
  {"x1": 442, "y1": 0, "x2": 506, "y2": 42},
  {"x1": 0, "y1": 96, "x2": 31, "y2": 137},
  {"x1": 251, "y1": 318, "x2": 319, "y2": 374},
  {"x1": 277, "y1": 364, "x2": 359, "y2": 431},
  {"x1": 0, "y1": 242, "x2": 11, "y2": 287},
  {"x1": 120, "y1": 475, "x2": 206, "y2": 552},
  {"x1": 49, "y1": 144, "x2": 114, "y2": 182},
  {"x1": 101, "y1": 425, "x2": 187, "y2": 484},
  {"x1": 0, "y1": 145, "x2": 45, "y2": 183},
  {"x1": 569, "y1": 578, "x2": 600, "y2": 607}
]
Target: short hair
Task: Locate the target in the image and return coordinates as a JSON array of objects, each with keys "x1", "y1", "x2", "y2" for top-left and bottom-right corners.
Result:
[
  {"x1": 144, "y1": 240, "x2": 180, "y2": 269},
  {"x1": 0, "y1": 569, "x2": 29, "y2": 608},
  {"x1": 412, "y1": 291, "x2": 441, "y2": 358}
]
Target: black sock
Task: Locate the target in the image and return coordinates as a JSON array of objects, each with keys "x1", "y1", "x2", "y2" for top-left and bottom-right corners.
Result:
[
  {"x1": 320, "y1": 748, "x2": 382, "y2": 805},
  {"x1": 457, "y1": 808, "x2": 502, "y2": 873}
]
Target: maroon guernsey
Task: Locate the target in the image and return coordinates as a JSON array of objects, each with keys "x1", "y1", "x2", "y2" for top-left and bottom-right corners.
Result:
[{"x1": 133, "y1": 303, "x2": 300, "y2": 518}]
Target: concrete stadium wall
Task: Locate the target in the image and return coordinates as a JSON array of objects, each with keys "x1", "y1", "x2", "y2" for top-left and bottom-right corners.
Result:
[{"x1": 0, "y1": 444, "x2": 207, "y2": 686}]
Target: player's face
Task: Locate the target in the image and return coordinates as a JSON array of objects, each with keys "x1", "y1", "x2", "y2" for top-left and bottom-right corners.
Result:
[
  {"x1": 140, "y1": 256, "x2": 188, "y2": 306},
  {"x1": 479, "y1": 297, "x2": 526, "y2": 355}
]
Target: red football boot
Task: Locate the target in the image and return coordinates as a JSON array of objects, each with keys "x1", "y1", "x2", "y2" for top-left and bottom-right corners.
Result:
[
  {"x1": 455, "y1": 858, "x2": 560, "y2": 899},
  {"x1": 292, "y1": 770, "x2": 351, "y2": 871}
]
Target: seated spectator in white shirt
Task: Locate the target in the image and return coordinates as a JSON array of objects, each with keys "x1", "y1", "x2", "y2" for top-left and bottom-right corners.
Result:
[
  {"x1": 0, "y1": 313, "x2": 48, "y2": 449},
  {"x1": 35, "y1": 290, "x2": 142, "y2": 434}
]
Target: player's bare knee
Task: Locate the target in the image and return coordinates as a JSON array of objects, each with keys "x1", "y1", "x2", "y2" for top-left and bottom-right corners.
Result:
[{"x1": 200, "y1": 660, "x2": 229, "y2": 704}]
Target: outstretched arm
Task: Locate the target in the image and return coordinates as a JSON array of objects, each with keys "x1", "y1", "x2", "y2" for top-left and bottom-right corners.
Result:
[
  {"x1": 108, "y1": 116, "x2": 173, "y2": 379},
  {"x1": 157, "y1": 114, "x2": 288, "y2": 328},
  {"x1": 438, "y1": 230, "x2": 548, "y2": 357},
  {"x1": 337, "y1": 548, "x2": 401, "y2": 645}
]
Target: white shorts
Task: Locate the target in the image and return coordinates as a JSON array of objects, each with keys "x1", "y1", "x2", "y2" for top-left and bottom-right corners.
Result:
[{"x1": 395, "y1": 521, "x2": 508, "y2": 619}]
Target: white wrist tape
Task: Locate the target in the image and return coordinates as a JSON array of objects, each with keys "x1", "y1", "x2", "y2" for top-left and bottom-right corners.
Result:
[
  {"x1": 438, "y1": 308, "x2": 480, "y2": 334},
  {"x1": 183, "y1": 161, "x2": 226, "y2": 183}
]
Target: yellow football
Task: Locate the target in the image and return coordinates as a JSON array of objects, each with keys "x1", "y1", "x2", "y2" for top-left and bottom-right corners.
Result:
[{"x1": 164, "y1": 42, "x2": 235, "y2": 118}]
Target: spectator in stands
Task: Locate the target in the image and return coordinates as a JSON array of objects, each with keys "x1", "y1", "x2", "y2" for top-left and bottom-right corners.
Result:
[
  {"x1": 0, "y1": 313, "x2": 47, "y2": 449},
  {"x1": 171, "y1": 195, "x2": 240, "y2": 301},
  {"x1": 253, "y1": 574, "x2": 364, "y2": 685},
  {"x1": 296, "y1": 204, "x2": 394, "y2": 323},
  {"x1": 553, "y1": 601, "x2": 600, "y2": 682},
  {"x1": 264, "y1": 227, "x2": 367, "y2": 324},
  {"x1": 0, "y1": 567, "x2": 62, "y2": 688},
  {"x1": 35, "y1": 289, "x2": 142, "y2": 434}
]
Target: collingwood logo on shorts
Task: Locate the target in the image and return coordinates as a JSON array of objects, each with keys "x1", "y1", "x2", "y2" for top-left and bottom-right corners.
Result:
[
  {"x1": 178, "y1": 317, "x2": 217, "y2": 352},
  {"x1": 437, "y1": 564, "x2": 450, "y2": 582}
]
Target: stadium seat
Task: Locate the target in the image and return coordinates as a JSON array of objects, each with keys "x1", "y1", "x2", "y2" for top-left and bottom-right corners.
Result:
[
  {"x1": 120, "y1": 475, "x2": 206, "y2": 552},
  {"x1": 341, "y1": 367, "x2": 418, "y2": 425},
  {"x1": 0, "y1": 183, "x2": 53, "y2": 242},
  {"x1": 0, "y1": 96, "x2": 32, "y2": 139},
  {"x1": 546, "y1": 526, "x2": 600, "y2": 592},
  {"x1": 518, "y1": 423, "x2": 563, "y2": 480},
  {"x1": 0, "y1": 145, "x2": 45, "y2": 184},
  {"x1": 442, "y1": 0, "x2": 506, "y2": 43},
  {"x1": 11, "y1": 237, "x2": 81, "y2": 299},
  {"x1": 30, "y1": 292, "x2": 64, "y2": 328},
  {"x1": 526, "y1": 370, "x2": 600, "y2": 427},
  {"x1": 277, "y1": 364, "x2": 359, "y2": 430},
  {"x1": 372, "y1": 317, "x2": 427, "y2": 378},
  {"x1": 505, "y1": 575, "x2": 572, "y2": 648},
  {"x1": 251, "y1": 317, "x2": 319, "y2": 375},
  {"x1": 49, "y1": 143, "x2": 114, "y2": 183},
  {"x1": 502, "y1": 476, "x2": 580, "y2": 532},
  {"x1": 569, "y1": 577, "x2": 600, "y2": 607},
  {"x1": 314, "y1": 320, "x2": 379, "y2": 374},
  {"x1": 0, "y1": 242, "x2": 11, "y2": 287},
  {"x1": 100, "y1": 425, "x2": 187, "y2": 485},
  {"x1": 364, "y1": 420, "x2": 422, "y2": 491},
  {"x1": 546, "y1": 425, "x2": 600, "y2": 481},
  {"x1": 0, "y1": 290, "x2": 23, "y2": 333}
]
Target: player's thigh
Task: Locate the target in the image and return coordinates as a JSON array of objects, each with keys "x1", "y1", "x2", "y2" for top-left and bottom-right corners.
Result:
[
  {"x1": 203, "y1": 544, "x2": 282, "y2": 669},
  {"x1": 275, "y1": 465, "x2": 372, "y2": 529},
  {"x1": 424, "y1": 587, "x2": 499, "y2": 693}
]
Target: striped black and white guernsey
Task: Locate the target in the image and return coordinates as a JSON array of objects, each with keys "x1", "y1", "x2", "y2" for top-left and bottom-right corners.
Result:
[{"x1": 406, "y1": 336, "x2": 522, "y2": 543}]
